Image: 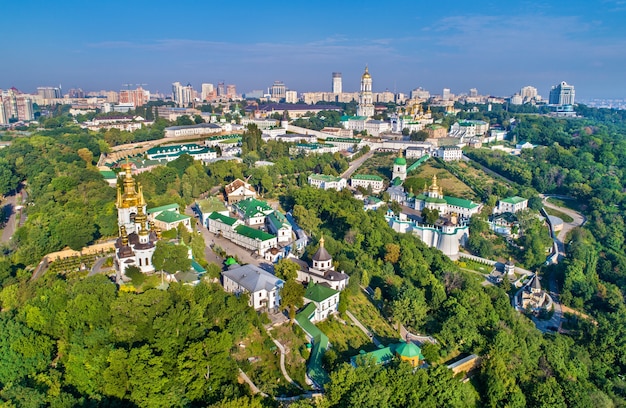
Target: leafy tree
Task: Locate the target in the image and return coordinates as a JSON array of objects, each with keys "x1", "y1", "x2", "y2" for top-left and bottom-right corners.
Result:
[
  {"x1": 274, "y1": 258, "x2": 298, "y2": 281},
  {"x1": 152, "y1": 241, "x2": 192, "y2": 275},
  {"x1": 281, "y1": 280, "x2": 304, "y2": 320}
]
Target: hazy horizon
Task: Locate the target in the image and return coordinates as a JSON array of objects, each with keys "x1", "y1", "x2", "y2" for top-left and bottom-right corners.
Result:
[{"x1": 2, "y1": 1, "x2": 625, "y2": 99}]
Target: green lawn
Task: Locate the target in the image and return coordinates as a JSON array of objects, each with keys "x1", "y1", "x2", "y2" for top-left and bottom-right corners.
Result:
[
  {"x1": 316, "y1": 315, "x2": 376, "y2": 361},
  {"x1": 546, "y1": 197, "x2": 585, "y2": 213},
  {"x1": 544, "y1": 206, "x2": 574, "y2": 223},
  {"x1": 456, "y1": 259, "x2": 494, "y2": 274},
  {"x1": 347, "y1": 291, "x2": 399, "y2": 344}
]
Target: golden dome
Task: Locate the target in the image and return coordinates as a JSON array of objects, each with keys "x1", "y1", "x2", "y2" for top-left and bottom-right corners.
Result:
[
  {"x1": 135, "y1": 206, "x2": 147, "y2": 226},
  {"x1": 362, "y1": 65, "x2": 371, "y2": 79}
]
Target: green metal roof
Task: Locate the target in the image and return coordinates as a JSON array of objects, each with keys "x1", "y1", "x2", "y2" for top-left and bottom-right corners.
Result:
[
  {"x1": 208, "y1": 212, "x2": 239, "y2": 226},
  {"x1": 326, "y1": 137, "x2": 362, "y2": 143},
  {"x1": 233, "y1": 198, "x2": 272, "y2": 219},
  {"x1": 191, "y1": 259, "x2": 206, "y2": 274},
  {"x1": 394, "y1": 157, "x2": 407, "y2": 165},
  {"x1": 100, "y1": 170, "x2": 117, "y2": 179},
  {"x1": 352, "y1": 174, "x2": 383, "y2": 181},
  {"x1": 147, "y1": 203, "x2": 179, "y2": 214},
  {"x1": 501, "y1": 196, "x2": 527, "y2": 204},
  {"x1": 407, "y1": 155, "x2": 429, "y2": 173},
  {"x1": 295, "y1": 304, "x2": 330, "y2": 385},
  {"x1": 155, "y1": 211, "x2": 190, "y2": 224},
  {"x1": 267, "y1": 211, "x2": 289, "y2": 230},
  {"x1": 444, "y1": 196, "x2": 479, "y2": 209},
  {"x1": 304, "y1": 283, "x2": 338, "y2": 303},
  {"x1": 351, "y1": 341, "x2": 424, "y2": 366},
  {"x1": 395, "y1": 342, "x2": 423, "y2": 358},
  {"x1": 234, "y1": 225, "x2": 275, "y2": 241},
  {"x1": 309, "y1": 174, "x2": 342, "y2": 182}
]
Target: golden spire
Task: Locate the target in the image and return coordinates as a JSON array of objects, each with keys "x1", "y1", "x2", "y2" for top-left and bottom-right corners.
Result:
[
  {"x1": 120, "y1": 226, "x2": 128, "y2": 246},
  {"x1": 135, "y1": 205, "x2": 147, "y2": 226},
  {"x1": 319, "y1": 235, "x2": 325, "y2": 248}
]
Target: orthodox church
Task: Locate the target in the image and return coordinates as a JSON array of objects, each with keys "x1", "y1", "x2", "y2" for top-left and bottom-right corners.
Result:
[
  {"x1": 413, "y1": 174, "x2": 481, "y2": 219},
  {"x1": 114, "y1": 163, "x2": 161, "y2": 277},
  {"x1": 292, "y1": 237, "x2": 350, "y2": 291}
]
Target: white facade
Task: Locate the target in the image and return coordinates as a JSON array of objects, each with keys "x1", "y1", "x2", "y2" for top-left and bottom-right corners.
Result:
[
  {"x1": 308, "y1": 174, "x2": 347, "y2": 190},
  {"x1": 222, "y1": 264, "x2": 283, "y2": 312},
  {"x1": 164, "y1": 123, "x2": 222, "y2": 138},
  {"x1": 364, "y1": 120, "x2": 391, "y2": 136},
  {"x1": 496, "y1": 197, "x2": 528, "y2": 214},
  {"x1": 434, "y1": 146, "x2": 463, "y2": 161},
  {"x1": 357, "y1": 66, "x2": 375, "y2": 118},
  {"x1": 351, "y1": 175, "x2": 384, "y2": 193},
  {"x1": 285, "y1": 90, "x2": 299, "y2": 104}
]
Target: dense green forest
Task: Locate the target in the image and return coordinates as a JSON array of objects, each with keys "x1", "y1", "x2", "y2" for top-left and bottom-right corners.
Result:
[{"x1": 2, "y1": 106, "x2": 626, "y2": 406}]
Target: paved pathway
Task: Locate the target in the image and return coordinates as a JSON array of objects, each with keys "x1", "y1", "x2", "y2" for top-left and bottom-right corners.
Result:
[
  {"x1": 345, "y1": 310, "x2": 382, "y2": 347},
  {"x1": 341, "y1": 150, "x2": 375, "y2": 179},
  {"x1": 541, "y1": 194, "x2": 586, "y2": 261},
  {"x1": 88, "y1": 256, "x2": 113, "y2": 277},
  {"x1": 238, "y1": 368, "x2": 268, "y2": 397},
  {"x1": 399, "y1": 324, "x2": 437, "y2": 346},
  {"x1": 268, "y1": 335, "x2": 301, "y2": 389},
  {"x1": 0, "y1": 192, "x2": 18, "y2": 243}
]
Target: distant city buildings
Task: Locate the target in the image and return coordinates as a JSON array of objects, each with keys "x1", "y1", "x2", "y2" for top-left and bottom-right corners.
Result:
[
  {"x1": 270, "y1": 81, "x2": 286, "y2": 101},
  {"x1": 172, "y1": 82, "x2": 194, "y2": 107},
  {"x1": 119, "y1": 86, "x2": 149, "y2": 107},
  {"x1": 332, "y1": 72, "x2": 342, "y2": 94},
  {"x1": 549, "y1": 81, "x2": 575, "y2": 106}
]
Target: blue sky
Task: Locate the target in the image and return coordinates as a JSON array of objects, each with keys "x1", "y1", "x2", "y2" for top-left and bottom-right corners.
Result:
[{"x1": 2, "y1": 0, "x2": 625, "y2": 99}]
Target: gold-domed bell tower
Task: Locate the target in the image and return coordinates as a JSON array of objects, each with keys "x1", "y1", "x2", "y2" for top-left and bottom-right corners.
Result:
[
  {"x1": 116, "y1": 162, "x2": 147, "y2": 234},
  {"x1": 357, "y1": 65, "x2": 374, "y2": 118}
]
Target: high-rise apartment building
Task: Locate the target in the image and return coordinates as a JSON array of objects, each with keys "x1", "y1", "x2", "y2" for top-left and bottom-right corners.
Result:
[
  {"x1": 226, "y1": 84, "x2": 237, "y2": 99},
  {"x1": 119, "y1": 86, "x2": 149, "y2": 107},
  {"x1": 0, "y1": 103, "x2": 7, "y2": 125},
  {"x1": 217, "y1": 82, "x2": 226, "y2": 97},
  {"x1": 332, "y1": 72, "x2": 342, "y2": 94},
  {"x1": 270, "y1": 81, "x2": 286, "y2": 101},
  {"x1": 469, "y1": 88, "x2": 478, "y2": 97},
  {"x1": 357, "y1": 66, "x2": 374, "y2": 118},
  {"x1": 520, "y1": 86, "x2": 538, "y2": 101},
  {"x1": 411, "y1": 87, "x2": 430, "y2": 100},
  {"x1": 68, "y1": 88, "x2": 85, "y2": 98},
  {"x1": 201, "y1": 83, "x2": 215, "y2": 101},
  {"x1": 285, "y1": 90, "x2": 298, "y2": 104},
  {"x1": 442, "y1": 88, "x2": 451, "y2": 101},
  {"x1": 172, "y1": 82, "x2": 194, "y2": 107},
  {"x1": 37, "y1": 86, "x2": 62, "y2": 99},
  {"x1": 549, "y1": 81, "x2": 575, "y2": 105}
]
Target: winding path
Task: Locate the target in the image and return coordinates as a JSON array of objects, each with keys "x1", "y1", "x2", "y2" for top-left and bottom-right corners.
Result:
[{"x1": 345, "y1": 310, "x2": 382, "y2": 347}]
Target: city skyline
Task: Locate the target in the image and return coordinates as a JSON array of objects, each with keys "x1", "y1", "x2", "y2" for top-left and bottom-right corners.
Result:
[{"x1": 2, "y1": 1, "x2": 626, "y2": 99}]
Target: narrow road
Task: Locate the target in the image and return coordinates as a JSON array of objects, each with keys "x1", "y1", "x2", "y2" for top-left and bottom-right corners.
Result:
[
  {"x1": 238, "y1": 368, "x2": 268, "y2": 397},
  {"x1": 345, "y1": 310, "x2": 381, "y2": 347},
  {"x1": 88, "y1": 256, "x2": 112, "y2": 277},
  {"x1": 341, "y1": 150, "x2": 375, "y2": 179},
  {"x1": 0, "y1": 193, "x2": 18, "y2": 243},
  {"x1": 541, "y1": 194, "x2": 586, "y2": 259}
]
